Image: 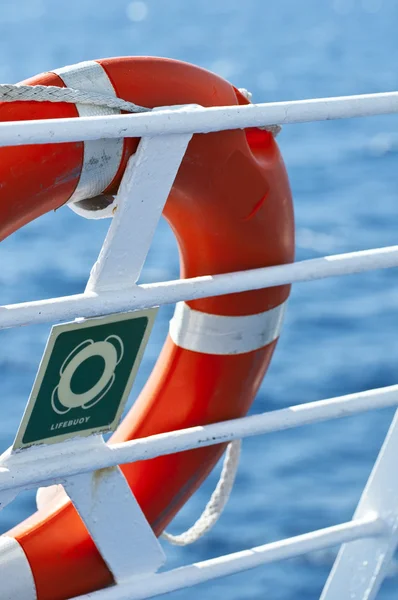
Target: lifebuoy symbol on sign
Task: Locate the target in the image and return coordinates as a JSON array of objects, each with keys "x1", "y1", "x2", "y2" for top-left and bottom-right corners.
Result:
[{"x1": 51, "y1": 335, "x2": 124, "y2": 415}]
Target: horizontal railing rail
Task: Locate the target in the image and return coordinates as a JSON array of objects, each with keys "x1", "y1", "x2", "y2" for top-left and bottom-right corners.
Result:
[
  {"x1": 0, "y1": 91, "x2": 397, "y2": 147},
  {"x1": 0, "y1": 384, "x2": 397, "y2": 494},
  {"x1": 1, "y1": 245, "x2": 398, "y2": 330},
  {"x1": 72, "y1": 516, "x2": 385, "y2": 600}
]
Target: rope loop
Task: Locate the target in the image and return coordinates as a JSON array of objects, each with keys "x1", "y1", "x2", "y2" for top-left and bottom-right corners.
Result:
[{"x1": 161, "y1": 439, "x2": 241, "y2": 546}]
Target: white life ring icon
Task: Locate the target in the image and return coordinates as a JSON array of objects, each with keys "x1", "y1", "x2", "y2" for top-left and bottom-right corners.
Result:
[{"x1": 51, "y1": 335, "x2": 124, "y2": 415}]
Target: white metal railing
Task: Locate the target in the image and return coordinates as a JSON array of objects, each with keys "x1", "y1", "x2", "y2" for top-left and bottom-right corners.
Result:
[
  {"x1": 1, "y1": 93, "x2": 398, "y2": 600},
  {"x1": 0, "y1": 91, "x2": 397, "y2": 147},
  {"x1": 2, "y1": 245, "x2": 398, "y2": 329},
  {"x1": 74, "y1": 516, "x2": 386, "y2": 600},
  {"x1": 1, "y1": 385, "x2": 398, "y2": 495}
]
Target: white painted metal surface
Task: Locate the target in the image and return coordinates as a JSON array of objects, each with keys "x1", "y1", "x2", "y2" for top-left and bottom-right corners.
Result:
[
  {"x1": 57, "y1": 127, "x2": 189, "y2": 582},
  {"x1": 0, "y1": 384, "x2": 398, "y2": 496},
  {"x1": 64, "y1": 466, "x2": 165, "y2": 581},
  {"x1": 321, "y1": 409, "x2": 398, "y2": 600},
  {"x1": 71, "y1": 516, "x2": 385, "y2": 600},
  {"x1": 86, "y1": 123, "x2": 193, "y2": 292},
  {"x1": 1, "y1": 245, "x2": 398, "y2": 330},
  {"x1": 0, "y1": 91, "x2": 398, "y2": 147},
  {"x1": 1, "y1": 90, "x2": 398, "y2": 600}
]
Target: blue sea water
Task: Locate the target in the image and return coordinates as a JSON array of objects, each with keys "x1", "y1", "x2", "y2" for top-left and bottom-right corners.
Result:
[{"x1": 1, "y1": 0, "x2": 398, "y2": 598}]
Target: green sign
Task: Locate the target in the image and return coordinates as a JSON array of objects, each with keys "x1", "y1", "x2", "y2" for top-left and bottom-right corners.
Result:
[{"x1": 13, "y1": 309, "x2": 157, "y2": 450}]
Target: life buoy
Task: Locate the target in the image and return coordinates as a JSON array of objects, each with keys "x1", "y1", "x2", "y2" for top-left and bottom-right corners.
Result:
[{"x1": 0, "y1": 57, "x2": 294, "y2": 600}]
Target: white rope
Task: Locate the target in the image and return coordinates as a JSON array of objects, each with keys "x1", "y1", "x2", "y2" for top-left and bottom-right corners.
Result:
[
  {"x1": 238, "y1": 87, "x2": 281, "y2": 136},
  {"x1": 0, "y1": 84, "x2": 280, "y2": 134},
  {"x1": 161, "y1": 439, "x2": 241, "y2": 546},
  {"x1": 259, "y1": 123, "x2": 282, "y2": 136},
  {"x1": 0, "y1": 83, "x2": 149, "y2": 113}
]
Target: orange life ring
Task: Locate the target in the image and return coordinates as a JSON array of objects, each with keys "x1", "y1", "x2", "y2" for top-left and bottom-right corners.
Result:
[{"x1": 0, "y1": 57, "x2": 294, "y2": 600}]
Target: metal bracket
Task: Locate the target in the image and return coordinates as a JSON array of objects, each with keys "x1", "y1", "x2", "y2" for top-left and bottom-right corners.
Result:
[
  {"x1": 321, "y1": 409, "x2": 398, "y2": 600},
  {"x1": 62, "y1": 436, "x2": 165, "y2": 581},
  {"x1": 24, "y1": 122, "x2": 195, "y2": 583}
]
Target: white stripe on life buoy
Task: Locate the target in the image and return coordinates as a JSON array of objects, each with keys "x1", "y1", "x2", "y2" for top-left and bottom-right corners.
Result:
[
  {"x1": 0, "y1": 536, "x2": 37, "y2": 600},
  {"x1": 53, "y1": 60, "x2": 123, "y2": 204},
  {"x1": 169, "y1": 301, "x2": 286, "y2": 355}
]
